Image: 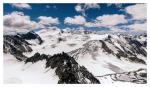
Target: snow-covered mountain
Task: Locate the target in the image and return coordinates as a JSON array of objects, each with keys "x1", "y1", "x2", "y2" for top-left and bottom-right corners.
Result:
[{"x1": 3, "y1": 28, "x2": 147, "y2": 84}]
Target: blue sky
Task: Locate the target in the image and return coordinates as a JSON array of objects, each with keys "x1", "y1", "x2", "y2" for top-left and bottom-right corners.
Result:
[{"x1": 3, "y1": 3, "x2": 147, "y2": 34}]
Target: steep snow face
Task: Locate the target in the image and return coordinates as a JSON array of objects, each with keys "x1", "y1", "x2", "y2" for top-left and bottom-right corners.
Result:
[
  {"x1": 4, "y1": 54, "x2": 59, "y2": 84},
  {"x1": 70, "y1": 50, "x2": 146, "y2": 76},
  {"x1": 69, "y1": 34, "x2": 146, "y2": 76}
]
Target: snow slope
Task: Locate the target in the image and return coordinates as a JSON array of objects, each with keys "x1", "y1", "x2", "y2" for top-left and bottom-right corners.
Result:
[
  {"x1": 3, "y1": 28, "x2": 147, "y2": 84},
  {"x1": 4, "y1": 54, "x2": 58, "y2": 84}
]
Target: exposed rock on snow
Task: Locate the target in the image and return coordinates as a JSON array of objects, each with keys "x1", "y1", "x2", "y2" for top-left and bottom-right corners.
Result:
[
  {"x1": 25, "y1": 53, "x2": 49, "y2": 64},
  {"x1": 3, "y1": 31, "x2": 43, "y2": 61},
  {"x1": 25, "y1": 52, "x2": 100, "y2": 84},
  {"x1": 96, "y1": 68, "x2": 147, "y2": 84},
  {"x1": 45, "y1": 52, "x2": 100, "y2": 84},
  {"x1": 19, "y1": 31, "x2": 43, "y2": 45},
  {"x1": 3, "y1": 35, "x2": 32, "y2": 61}
]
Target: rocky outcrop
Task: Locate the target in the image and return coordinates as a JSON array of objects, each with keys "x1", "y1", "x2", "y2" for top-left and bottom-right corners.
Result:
[
  {"x1": 3, "y1": 31, "x2": 43, "y2": 61},
  {"x1": 3, "y1": 35, "x2": 32, "y2": 61},
  {"x1": 18, "y1": 31, "x2": 43, "y2": 44},
  {"x1": 46, "y1": 52, "x2": 100, "y2": 84},
  {"x1": 96, "y1": 69, "x2": 147, "y2": 84},
  {"x1": 25, "y1": 52, "x2": 100, "y2": 84},
  {"x1": 124, "y1": 37, "x2": 146, "y2": 57},
  {"x1": 25, "y1": 53, "x2": 49, "y2": 64}
]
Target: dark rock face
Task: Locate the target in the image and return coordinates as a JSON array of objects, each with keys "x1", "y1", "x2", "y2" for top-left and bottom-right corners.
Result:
[
  {"x1": 18, "y1": 31, "x2": 43, "y2": 44},
  {"x1": 57, "y1": 37, "x2": 66, "y2": 43},
  {"x1": 3, "y1": 31, "x2": 43, "y2": 61},
  {"x1": 45, "y1": 52, "x2": 100, "y2": 84},
  {"x1": 3, "y1": 35, "x2": 32, "y2": 61},
  {"x1": 96, "y1": 69, "x2": 147, "y2": 84},
  {"x1": 125, "y1": 37, "x2": 147, "y2": 57},
  {"x1": 142, "y1": 41, "x2": 147, "y2": 47},
  {"x1": 25, "y1": 53, "x2": 49, "y2": 64},
  {"x1": 4, "y1": 35, "x2": 32, "y2": 53},
  {"x1": 99, "y1": 40, "x2": 113, "y2": 54},
  {"x1": 134, "y1": 33, "x2": 147, "y2": 48}
]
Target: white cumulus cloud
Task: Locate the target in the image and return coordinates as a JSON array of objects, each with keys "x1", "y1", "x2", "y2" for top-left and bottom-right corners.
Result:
[
  {"x1": 84, "y1": 3, "x2": 100, "y2": 9},
  {"x1": 85, "y1": 14, "x2": 127, "y2": 27},
  {"x1": 75, "y1": 4, "x2": 100, "y2": 16},
  {"x1": 96, "y1": 14, "x2": 127, "y2": 26},
  {"x1": 11, "y1": 3, "x2": 31, "y2": 9},
  {"x1": 38, "y1": 16, "x2": 59, "y2": 26},
  {"x1": 64, "y1": 15, "x2": 86, "y2": 25},
  {"x1": 125, "y1": 4, "x2": 146, "y2": 20},
  {"x1": 3, "y1": 11, "x2": 39, "y2": 34}
]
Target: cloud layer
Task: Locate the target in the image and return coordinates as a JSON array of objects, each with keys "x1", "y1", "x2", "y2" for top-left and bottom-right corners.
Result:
[
  {"x1": 4, "y1": 3, "x2": 147, "y2": 34},
  {"x1": 3, "y1": 12, "x2": 60, "y2": 34},
  {"x1": 64, "y1": 14, "x2": 127, "y2": 29},
  {"x1": 69, "y1": 4, "x2": 147, "y2": 33}
]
